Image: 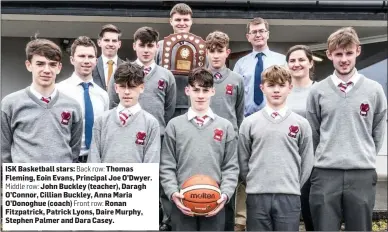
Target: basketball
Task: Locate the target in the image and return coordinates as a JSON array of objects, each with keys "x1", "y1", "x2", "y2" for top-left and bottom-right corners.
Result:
[{"x1": 180, "y1": 174, "x2": 221, "y2": 215}]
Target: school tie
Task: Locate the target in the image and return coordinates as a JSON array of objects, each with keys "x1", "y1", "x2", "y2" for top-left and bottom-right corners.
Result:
[
  {"x1": 41, "y1": 97, "x2": 51, "y2": 103},
  {"x1": 214, "y1": 72, "x2": 222, "y2": 80},
  {"x1": 119, "y1": 111, "x2": 130, "y2": 125},
  {"x1": 194, "y1": 115, "x2": 208, "y2": 127},
  {"x1": 81, "y1": 82, "x2": 94, "y2": 149},
  {"x1": 254, "y1": 52, "x2": 265, "y2": 105},
  {"x1": 144, "y1": 67, "x2": 152, "y2": 76},
  {"x1": 338, "y1": 81, "x2": 353, "y2": 92},
  {"x1": 271, "y1": 112, "x2": 279, "y2": 119},
  {"x1": 107, "y1": 60, "x2": 114, "y2": 85}
]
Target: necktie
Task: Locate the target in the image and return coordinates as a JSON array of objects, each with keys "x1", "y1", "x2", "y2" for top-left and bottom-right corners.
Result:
[
  {"x1": 271, "y1": 112, "x2": 279, "y2": 119},
  {"x1": 214, "y1": 72, "x2": 222, "y2": 80},
  {"x1": 119, "y1": 111, "x2": 130, "y2": 125},
  {"x1": 41, "y1": 97, "x2": 51, "y2": 103},
  {"x1": 254, "y1": 52, "x2": 265, "y2": 105},
  {"x1": 144, "y1": 67, "x2": 152, "y2": 76},
  {"x1": 107, "y1": 60, "x2": 114, "y2": 85},
  {"x1": 81, "y1": 82, "x2": 94, "y2": 149},
  {"x1": 338, "y1": 81, "x2": 353, "y2": 92},
  {"x1": 195, "y1": 115, "x2": 208, "y2": 127}
]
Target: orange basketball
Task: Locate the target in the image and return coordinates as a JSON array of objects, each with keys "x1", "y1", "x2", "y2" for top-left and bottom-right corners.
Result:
[{"x1": 180, "y1": 174, "x2": 221, "y2": 215}]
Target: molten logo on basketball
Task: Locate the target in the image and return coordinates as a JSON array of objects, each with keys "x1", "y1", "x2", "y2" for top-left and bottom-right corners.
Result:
[{"x1": 190, "y1": 193, "x2": 216, "y2": 199}]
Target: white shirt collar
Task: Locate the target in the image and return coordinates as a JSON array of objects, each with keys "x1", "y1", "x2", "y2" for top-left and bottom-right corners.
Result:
[
  {"x1": 68, "y1": 72, "x2": 95, "y2": 86},
  {"x1": 30, "y1": 84, "x2": 58, "y2": 100},
  {"x1": 102, "y1": 54, "x2": 118, "y2": 66},
  {"x1": 331, "y1": 69, "x2": 360, "y2": 86},
  {"x1": 135, "y1": 59, "x2": 156, "y2": 71},
  {"x1": 116, "y1": 103, "x2": 142, "y2": 117},
  {"x1": 187, "y1": 107, "x2": 215, "y2": 121},
  {"x1": 265, "y1": 105, "x2": 288, "y2": 118}
]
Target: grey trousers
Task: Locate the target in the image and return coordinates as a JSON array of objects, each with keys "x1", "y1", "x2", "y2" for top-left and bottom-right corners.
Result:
[
  {"x1": 246, "y1": 194, "x2": 301, "y2": 231},
  {"x1": 171, "y1": 204, "x2": 225, "y2": 231},
  {"x1": 309, "y1": 168, "x2": 377, "y2": 231}
]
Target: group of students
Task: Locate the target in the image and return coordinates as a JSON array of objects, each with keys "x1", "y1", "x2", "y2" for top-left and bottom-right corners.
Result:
[{"x1": 1, "y1": 2, "x2": 387, "y2": 232}]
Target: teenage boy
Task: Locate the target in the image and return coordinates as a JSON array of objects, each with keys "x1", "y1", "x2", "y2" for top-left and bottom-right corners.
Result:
[
  {"x1": 306, "y1": 27, "x2": 387, "y2": 231},
  {"x1": 87, "y1": 61, "x2": 160, "y2": 163},
  {"x1": 57, "y1": 36, "x2": 109, "y2": 163},
  {"x1": 205, "y1": 30, "x2": 244, "y2": 231},
  {"x1": 160, "y1": 67, "x2": 239, "y2": 231},
  {"x1": 233, "y1": 18, "x2": 286, "y2": 230},
  {"x1": 238, "y1": 65, "x2": 314, "y2": 231},
  {"x1": 93, "y1": 24, "x2": 124, "y2": 91},
  {"x1": 1, "y1": 38, "x2": 83, "y2": 163}
]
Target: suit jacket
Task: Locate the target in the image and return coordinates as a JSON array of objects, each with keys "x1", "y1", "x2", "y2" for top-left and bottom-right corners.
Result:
[{"x1": 92, "y1": 56, "x2": 124, "y2": 91}]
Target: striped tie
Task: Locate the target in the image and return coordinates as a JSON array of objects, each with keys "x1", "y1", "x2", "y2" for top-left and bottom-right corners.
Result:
[
  {"x1": 271, "y1": 112, "x2": 279, "y2": 119},
  {"x1": 338, "y1": 81, "x2": 353, "y2": 92},
  {"x1": 41, "y1": 97, "x2": 51, "y2": 103},
  {"x1": 214, "y1": 72, "x2": 222, "y2": 80},
  {"x1": 144, "y1": 67, "x2": 152, "y2": 76},
  {"x1": 195, "y1": 115, "x2": 208, "y2": 127},
  {"x1": 119, "y1": 111, "x2": 130, "y2": 125}
]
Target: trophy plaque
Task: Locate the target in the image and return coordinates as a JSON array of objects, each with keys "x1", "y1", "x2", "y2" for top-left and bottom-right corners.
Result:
[{"x1": 162, "y1": 32, "x2": 206, "y2": 75}]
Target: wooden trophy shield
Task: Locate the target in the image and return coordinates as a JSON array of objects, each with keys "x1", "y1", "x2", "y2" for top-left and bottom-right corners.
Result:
[{"x1": 162, "y1": 32, "x2": 206, "y2": 75}]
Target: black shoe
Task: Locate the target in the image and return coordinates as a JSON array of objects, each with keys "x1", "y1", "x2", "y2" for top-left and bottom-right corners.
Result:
[{"x1": 159, "y1": 223, "x2": 172, "y2": 231}]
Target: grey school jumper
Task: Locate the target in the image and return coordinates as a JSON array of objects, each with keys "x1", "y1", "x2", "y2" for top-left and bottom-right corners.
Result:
[
  {"x1": 238, "y1": 109, "x2": 314, "y2": 195},
  {"x1": 160, "y1": 113, "x2": 239, "y2": 201},
  {"x1": 210, "y1": 67, "x2": 245, "y2": 133},
  {"x1": 1, "y1": 87, "x2": 83, "y2": 163},
  {"x1": 108, "y1": 64, "x2": 176, "y2": 135},
  {"x1": 87, "y1": 109, "x2": 160, "y2": 163},
  {"x1": 306, "y1": 75, "x2": 387, "y2": 169}
]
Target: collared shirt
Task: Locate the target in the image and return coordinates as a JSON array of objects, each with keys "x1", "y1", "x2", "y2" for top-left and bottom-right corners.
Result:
[
  {"x1": 331, "y1": 69, "x2": 360, "y2": 93},
  {"x1": 135, "y1": 59, "x2": 156, "y2": 72},
  {"x1": 116, "y1": 103, "x2": 142, "y2": 118},
  {"x1": 30, "y1": 84, "x2": 58, "y2": 101},
  {"x1": 101, "y1": 54, "x2": 118, "y2": 84},
  {"x1": 264, "y1": 105, "x2": 288, "y2": 119},
  {"x1": 57, "y1": 72, "x2": 109, "y2": 156},
  {"x1": 233, "y1": 48, "x2": 287, "y2": 116},
  {"x1": 187, "y1": 107, "x2": 215, "y2": 126}
]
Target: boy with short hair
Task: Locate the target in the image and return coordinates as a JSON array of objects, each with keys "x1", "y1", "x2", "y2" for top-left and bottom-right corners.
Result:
[
  {"x1": 1, "y1": 38, "x2": 83, "y2": 163},
  {"x1": 205, "y1": 30, "x2": 245, "y2": 231},
  {"x1": 238, "y1": 65, "x2": 314, "y2": 231},
  {"x1": 87, "y1": 61, "x2": 160, "y2": 163},
  {"x1": 160, "y1": 67, "x2": 239, "y2": 231},
  {"x1": 306, "y1": 27, "x2": 387, "y2": 231}
]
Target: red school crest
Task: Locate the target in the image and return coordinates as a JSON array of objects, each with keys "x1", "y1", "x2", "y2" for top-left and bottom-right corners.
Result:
[
  {"x1": 135, "y1": 131, "x2": 147, "y2": 145},
  {"x1": 360, "y1": 103, "x2": 370, "y2": 116},
  {"x1": 213, "y1": 128, "x2": 224, "y2": 142},
  {"x1": 288, "y1": 125, "x2": 299, "y2": 138},
  {"x1": 225, "y1": 84, "x2": 233, "y2": 95},
  {"x1": 158, "y1": 79, "x2": 165, "y2": 90},
  {"x1": 61, "y1": 111, "x2": 71, "y2": 125}
]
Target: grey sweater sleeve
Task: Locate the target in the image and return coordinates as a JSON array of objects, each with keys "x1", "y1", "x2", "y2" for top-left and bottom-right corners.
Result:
[
  {"x1": 220, "y1": 123, "x2": 239, "y2": 201},
  {"x1": 372, "y1": 86, "x2": 388, "y2": 154},
  {"x1": 108, "y1": 78, "x2": 119, "y2": 109},
  {"x1": 306, "y1": 89, "x2": 321, "y2": 152},
  {"x1": 160, "y1": 123, "x2": 179, "y2": 200},
  {"x1": 299, "y1": 121, "x2": 314, "y2": 187},
  {"x1": 237, "y1": 121, "x2": 251, "y2": 183},
  {"x1": 236, "y1": 77, "x2": 245, "y2": 129},
  {"x1": 1, "y1": 111, "x2": 12, "y2": 163},
  {"x1": 164, "y1": 71, "x2": 177, "y2": 124},
  {"x1": 143, "y1": 122, "x2": 161, "y2": 163},
  {"x1": 87, "y1": 116, "x2": 102, "y2": 163},
  {"x1": 70, "y1": 109, "x2": 83, "y2": 163}
]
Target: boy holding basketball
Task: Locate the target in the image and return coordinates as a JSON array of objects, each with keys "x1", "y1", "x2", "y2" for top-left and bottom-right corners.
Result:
[
  {"x1": 238, "y1": 65, "x2": 314, "y2": 231},
  {"x1": 160, "y1": 67, "x2": 239, "y2": 231},
  {"x1": 87, "y1": 61, "x2": 160, "y2": 163}
]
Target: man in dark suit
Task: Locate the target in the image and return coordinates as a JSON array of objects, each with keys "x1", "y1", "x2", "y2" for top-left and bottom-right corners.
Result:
[{"x1": 92, "y1": 24, "x2": 124, "y2": 91}]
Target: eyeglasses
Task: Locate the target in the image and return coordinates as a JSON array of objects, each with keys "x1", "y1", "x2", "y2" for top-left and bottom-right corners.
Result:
[{"x1": 248, "y1": 30, "x2": 268, "y2": 35}]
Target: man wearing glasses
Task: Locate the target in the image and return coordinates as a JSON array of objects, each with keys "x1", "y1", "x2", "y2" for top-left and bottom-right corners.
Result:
[{"x1": 232, "y1": 17, "x2": 286, "y2": 231}]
